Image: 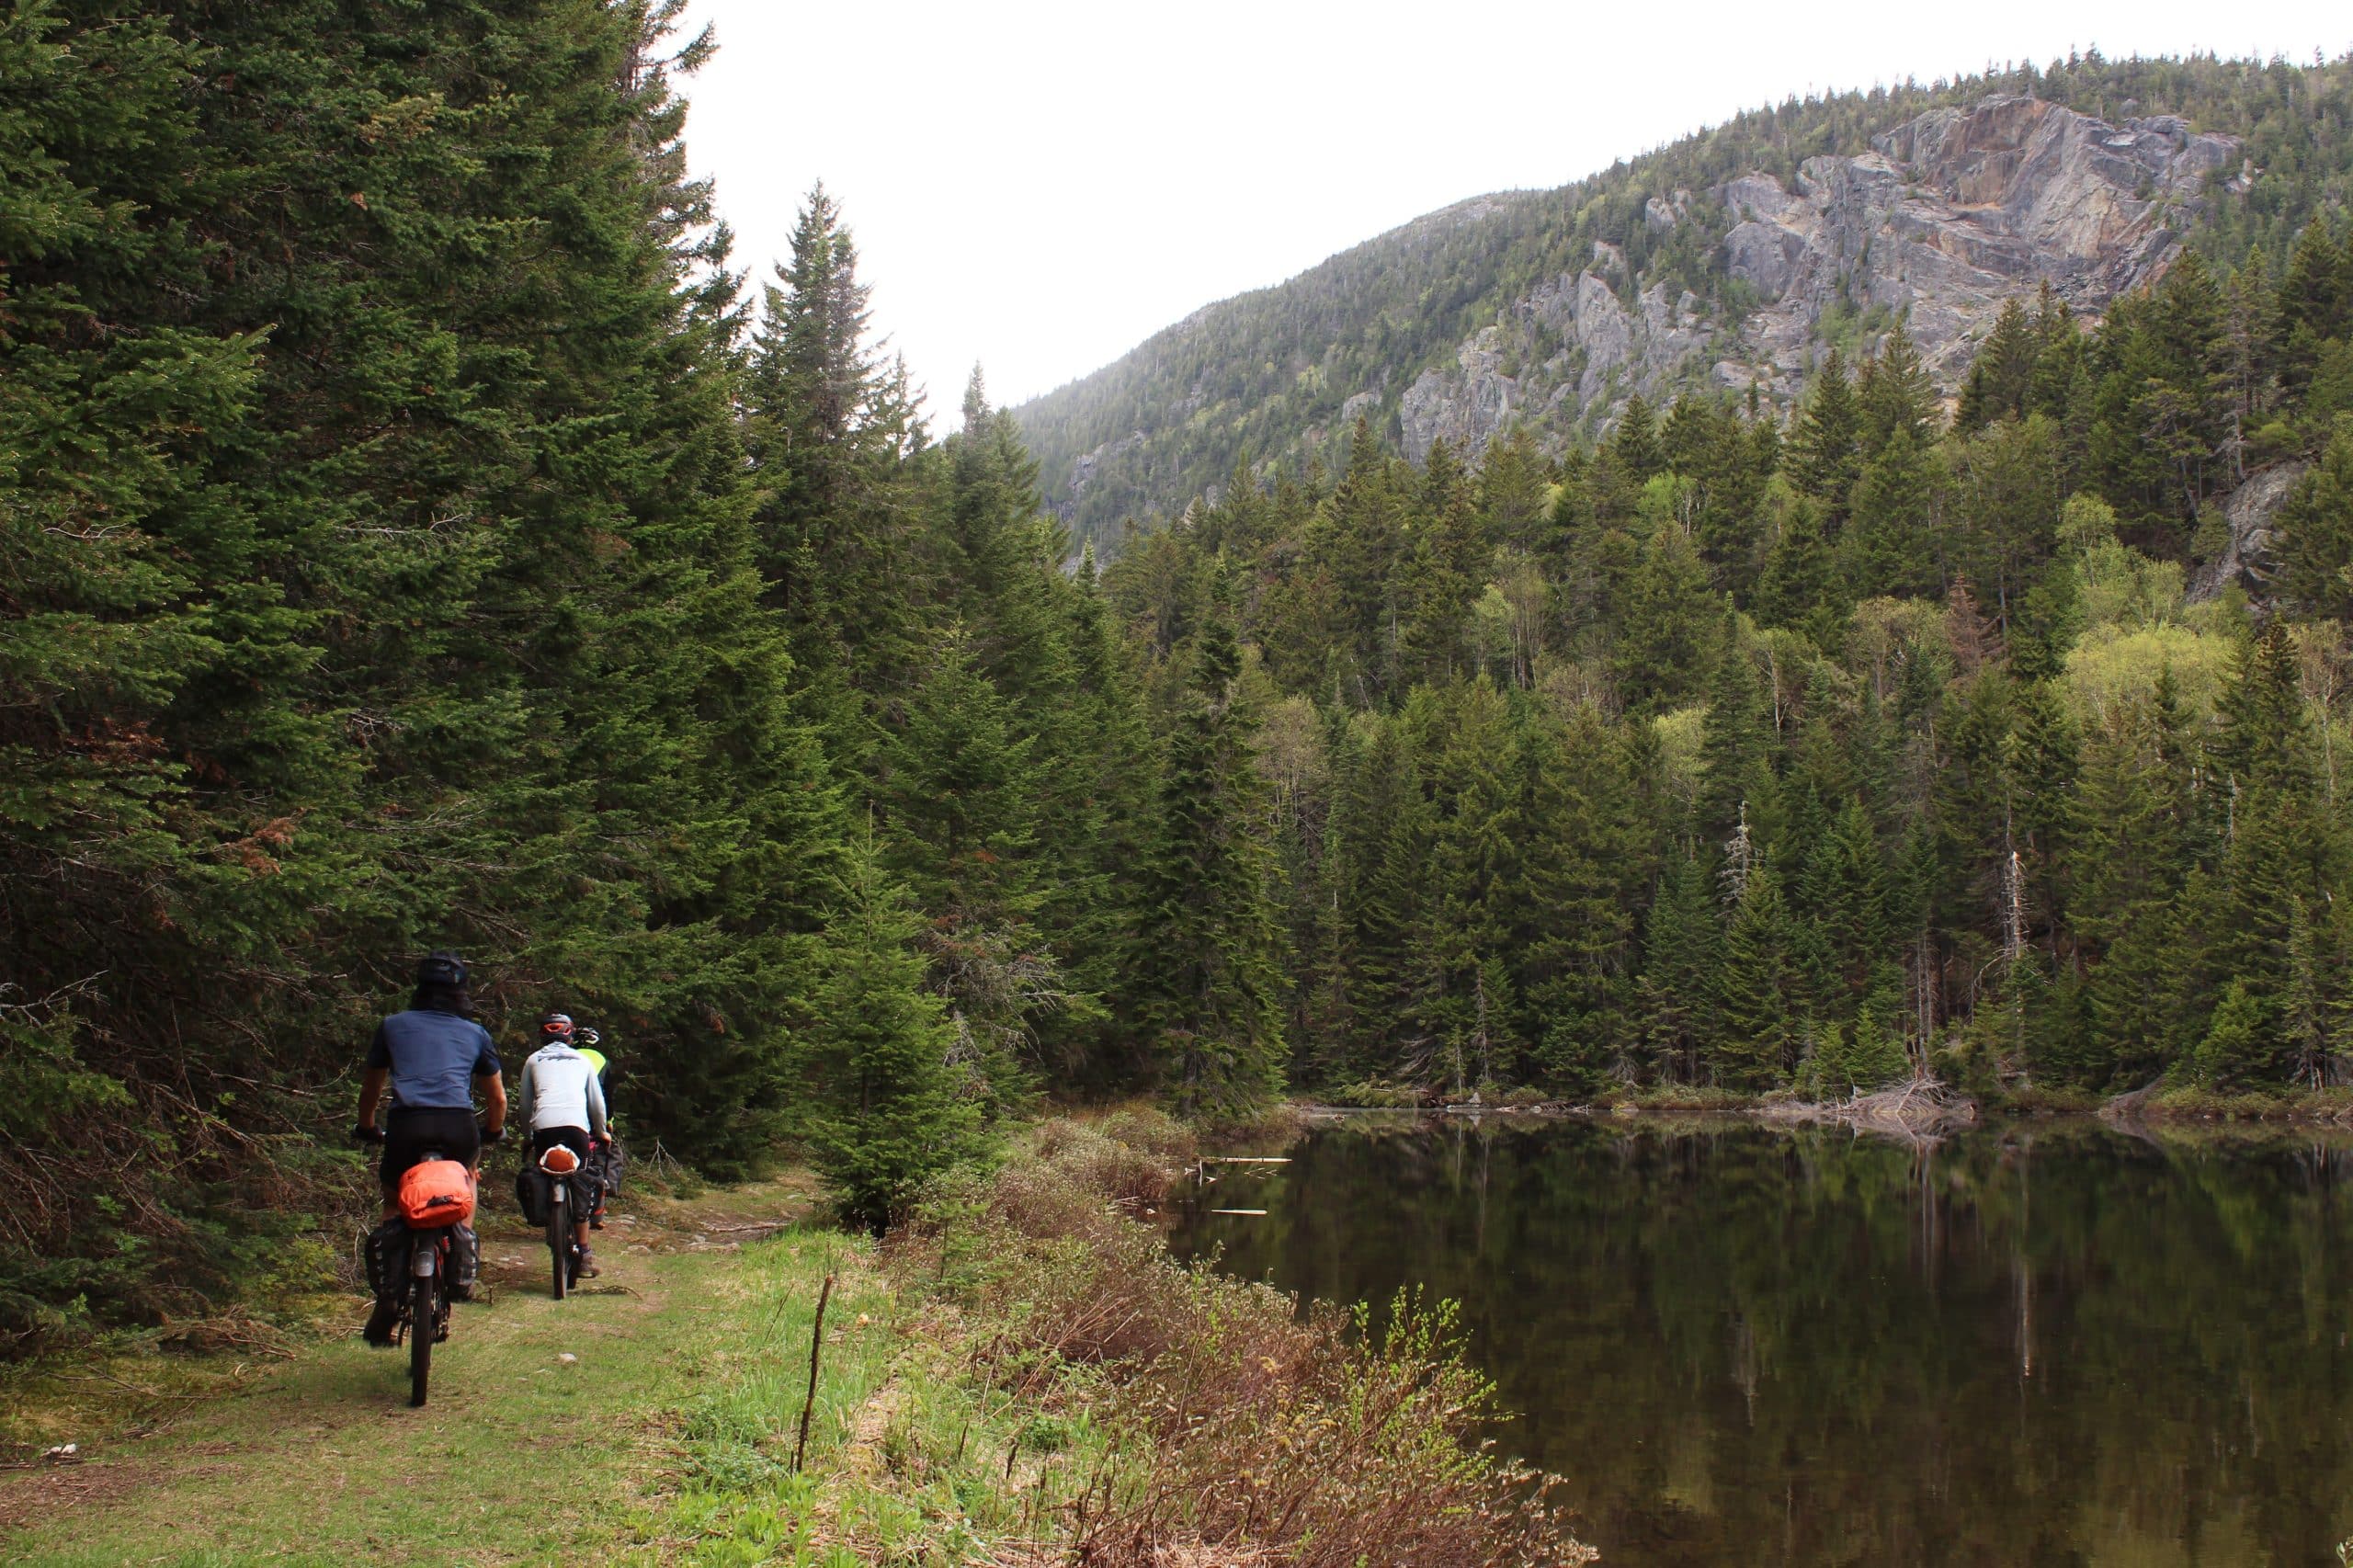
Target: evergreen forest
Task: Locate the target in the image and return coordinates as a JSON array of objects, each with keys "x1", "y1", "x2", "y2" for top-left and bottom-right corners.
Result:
[{"x1": 9, "y1": 0, "x2": 2353, "y2": 1346}]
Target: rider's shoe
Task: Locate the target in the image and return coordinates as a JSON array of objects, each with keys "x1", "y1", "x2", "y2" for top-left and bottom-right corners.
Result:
[
  {"x1": 576, "y1": 1246, "x2": 600, "y2": 1279},
  {"x1": 363, "y1": 1298, "x2": 400, "y2": 1347}
]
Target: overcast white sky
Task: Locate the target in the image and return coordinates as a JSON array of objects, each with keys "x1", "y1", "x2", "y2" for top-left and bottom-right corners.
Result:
[{"x1": 674, "y1": 0, "x2": 2349, "y2": 425}]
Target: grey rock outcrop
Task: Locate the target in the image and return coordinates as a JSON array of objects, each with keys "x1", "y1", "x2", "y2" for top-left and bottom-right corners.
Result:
[
  {"x1": 2189, "y1": 461, "x2": 2309, "y2": 605},
  {"x1": 1399, "y1": 270, "x2": 1712, "y2": 461},
  {"x1": 1388, "y1": 93, "x2": 2237, "y2": 459},
  {"x1": 1068, "y1": 431, "x2": 1142, "y2": 504},
  {"x1": 1731, "y1": 94, "x2": 2234, "y2": 389},
  {"x1": 1034, "y1": 91, "x2": 2254, "y2": 530}
]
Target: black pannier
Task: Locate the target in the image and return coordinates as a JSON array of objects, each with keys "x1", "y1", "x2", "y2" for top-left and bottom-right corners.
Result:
[
  {"x1": 514, "y1": 1166, "x2": 550, "y2": 1227},
  {"x1": 364, "y1": 1218, "x2": 410, "y2": 1301}
]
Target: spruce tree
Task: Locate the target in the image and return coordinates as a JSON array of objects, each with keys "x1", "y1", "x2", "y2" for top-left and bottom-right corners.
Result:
[
  {"x1": 1131, "y1": 611, "x2": 1289, "y2": 1113},
  {"x1": 1518, "y1": 708, "x2": 1647, "y2": 1089},
  {"x1": 1475, "y1": 427, "x2": 1553, "y2": 553},
  {"x1": 1040, "y1": 545, "x2": 1157, "y2": 1074},
  {"x1": 2200, "y1": 626, "x2": 2335, "y2": 1078},
  {"x1": 1756, "y1": 492, "x2": 1837, "y2": 635},
  {"x1": 2276, "y1": 421, "x2": 2353, "y2": 620},
  {"x1": 2221, "y1": 249, "x2": 2281, "y2": 467},
  {"x1": 1638, "y1": 848, "x2": 1721, "y2": 1082},
  {"x1": 1958, "y1": 297, "x2": 2039, "y2": 432},
  {"x1": 1714, "y1": 868, "x2": 1801, "y2": 1087},
  {"x1": 2279, "y1": 220, "x2": 2347, "y2": 392},
  {"x1": 880, "y1": 625, "x2": 1062, "y2": 1097},
  {"x1": 1613, "y1": 520, "x2": 1722, "y2": 713},
  {"x1": 2075, "y1": 694, "x2": 2199, "y2": 1083},
  {"x1": 1859, "y1": 321, "x2": 1939, "y2": 457},
  {"x1": 1839, "y1": 426, "x2": 1940, "y2": 600},
  {"x1": 1414, "y1": 678, "x2": 1525, "y2": 1088},
  {"x1": 1700, "y1": 653, "x2": 1778, "y2": 868},
  {"x1": 745, "y1": 184, "x2": 925, "y2": 773},
  {"x1": 1313, "y1": 419, "x2": 1406, "y2": 702},
  {"x1": 1339, "y1": 715, "x2": 1435, "y2": 1074},
  {"x1": 1610, "y1": 395, "x2": 1665, "y2": 484},
  {"x1": 3, "y1": 0, "x2": 864, "y2": 1319},
  {"x1": 1801, "y1": 799, "x2": 1900, "y2": 1026},
  {"x1": 1789, "y1": 348, "x2": 1864, "y2": 527},
  {"x1": 2193, "y1": 981, "x2": 2276, "y2": 1089},
  {"x1": 802, "y1": 831, "x2": 984, "y2": 1231},
  {"x1": 1398, "y1": 438, "x2": 1481, "y2": 683}
]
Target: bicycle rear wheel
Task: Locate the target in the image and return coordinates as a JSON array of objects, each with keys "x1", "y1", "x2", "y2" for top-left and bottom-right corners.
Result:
[
  {"x1": 408, "y1": 1267, "x2": 434, "y2": 1407},
  {"x1": 547, "y1": 1189, "x2": 567, "y2": 1301}
]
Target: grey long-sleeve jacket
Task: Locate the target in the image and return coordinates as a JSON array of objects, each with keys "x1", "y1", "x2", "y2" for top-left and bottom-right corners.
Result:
[{"x1": 516, "y1": 1041, "x2": 608, "y2": 1139}]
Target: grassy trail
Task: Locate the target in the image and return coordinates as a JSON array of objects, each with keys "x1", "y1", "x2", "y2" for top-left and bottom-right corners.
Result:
[
  {"x1": 4, "y1": 1114, "x2": 1585, "y2": 1566},
  {"x1": 0, "y1": 1181, "x2": 922, "y2": 1567}
]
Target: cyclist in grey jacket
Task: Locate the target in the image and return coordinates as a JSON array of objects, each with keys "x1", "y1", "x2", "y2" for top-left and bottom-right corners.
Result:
[{"x1": 517, "y1": 1014, "x2": 610, "y2": 1276}]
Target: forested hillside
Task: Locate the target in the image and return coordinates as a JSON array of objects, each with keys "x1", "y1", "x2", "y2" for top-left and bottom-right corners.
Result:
[
  {"x1": 0, "y1": 0, "x2": 1161, "y2": 1340},
  {"x1": 1017, "y1": 51, "x2": 2353, "y2": 546},
  {"x1": 1107, "y1": 241, "x2": 2353, "y2": 1102},
  {"x1": 10, "y1": 0, "x2": 2353, "y2": 1350}
]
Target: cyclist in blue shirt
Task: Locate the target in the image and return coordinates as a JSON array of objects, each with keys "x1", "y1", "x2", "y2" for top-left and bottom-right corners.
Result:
[
  {"x1": 355, "y1": 952, "x2": 507, "y2": 1201},
  {"x1": 353, "y1": 954, "x2": 506, "y2": 1344}
]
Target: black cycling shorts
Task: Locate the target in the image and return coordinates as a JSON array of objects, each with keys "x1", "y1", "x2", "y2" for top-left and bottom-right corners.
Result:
[
  {"x1": 382, "y1": 1106, "x2": 480, "y2": 1187},
  {"x1": 531, "y1": 1125, "x2": 592, "y2": 1162}
]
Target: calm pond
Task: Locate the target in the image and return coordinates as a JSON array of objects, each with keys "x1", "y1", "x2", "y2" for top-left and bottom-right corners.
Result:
[{"x1": 1170, "y1": 1116, "x2": 2353, "y2": 1566}]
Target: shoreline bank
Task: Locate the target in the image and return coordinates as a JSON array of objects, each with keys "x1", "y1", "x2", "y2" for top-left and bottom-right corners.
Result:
[{"x1": 1292, "y1": 1081, "x2": 2353, "y2": 1134}]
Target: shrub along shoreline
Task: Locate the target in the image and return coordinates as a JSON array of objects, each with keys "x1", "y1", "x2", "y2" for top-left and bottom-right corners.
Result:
[{"x1": 873, "y1": 1108, "x2": 1593, "y2": 1566}]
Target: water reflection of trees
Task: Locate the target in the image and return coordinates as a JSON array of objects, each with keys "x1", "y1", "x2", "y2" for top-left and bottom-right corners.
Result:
[{"x1": 1175, "y1": 1119, "x2": 2353, "y2": 1567}]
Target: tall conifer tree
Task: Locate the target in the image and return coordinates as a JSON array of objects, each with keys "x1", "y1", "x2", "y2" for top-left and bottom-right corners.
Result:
[{"x1": 1131, "y1": 611, "x2": 1289, "y2": 1112}]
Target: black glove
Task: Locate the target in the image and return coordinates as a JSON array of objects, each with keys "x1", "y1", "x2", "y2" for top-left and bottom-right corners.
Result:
[
  {"x1": 351, "y1": 1122, "x2": 387, "y2": 1145},
  {"x1": 479, "y1": 1122, "x2": 505, "y2": 1144}
]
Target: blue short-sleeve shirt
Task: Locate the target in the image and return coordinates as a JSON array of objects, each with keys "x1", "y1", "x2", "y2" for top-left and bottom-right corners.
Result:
[{"x1": 368, "y1": 1008, "x2": 502, "y2": 1110}]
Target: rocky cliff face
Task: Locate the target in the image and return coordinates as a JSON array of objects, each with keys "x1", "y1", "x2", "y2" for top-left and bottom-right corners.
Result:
[{"x1": 1380, "y1": 94, "x2": 2241, "y2": 462}]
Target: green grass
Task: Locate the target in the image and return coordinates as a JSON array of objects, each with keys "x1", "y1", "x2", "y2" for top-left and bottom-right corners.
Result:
[
  {"x1": 0, "y1": 1197, "x2": 865, "y2": 1564},
  {"x1": 0, "y1": 1180, "x2": 1095, "y2": 1568}
]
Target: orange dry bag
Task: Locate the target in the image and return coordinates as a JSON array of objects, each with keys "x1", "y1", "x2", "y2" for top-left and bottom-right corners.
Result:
[{"x1": 398, "y1": 1159, "x2": 476, "y2": 1227}]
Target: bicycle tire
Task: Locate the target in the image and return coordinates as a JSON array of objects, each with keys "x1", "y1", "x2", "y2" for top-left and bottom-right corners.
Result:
[
  {"x1": 408, "y1": 1266, "x2": 434, "y2": 1407},
  {"x1": 548, "y1": 1187, "x2": 567, "y2": 1301}
]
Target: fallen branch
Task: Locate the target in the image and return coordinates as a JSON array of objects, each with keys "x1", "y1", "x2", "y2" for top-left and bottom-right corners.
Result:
[{"x1": 1760, "y1": 1075, "x2": 1977, "y2": 1140}]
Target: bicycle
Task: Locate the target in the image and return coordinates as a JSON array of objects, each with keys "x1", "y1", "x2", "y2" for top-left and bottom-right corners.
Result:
[
  {"x1": 355, "y1": 1124, "x2": 496, "y2": 1406},
  {"x1": 531, "y1": 1142, "x2": 588, "y2": 1301}
]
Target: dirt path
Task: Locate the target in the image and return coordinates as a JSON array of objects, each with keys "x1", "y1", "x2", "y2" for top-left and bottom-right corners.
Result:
[{"x1": 0, "y1": 1182, "x2": 861, "y2": 1567}]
